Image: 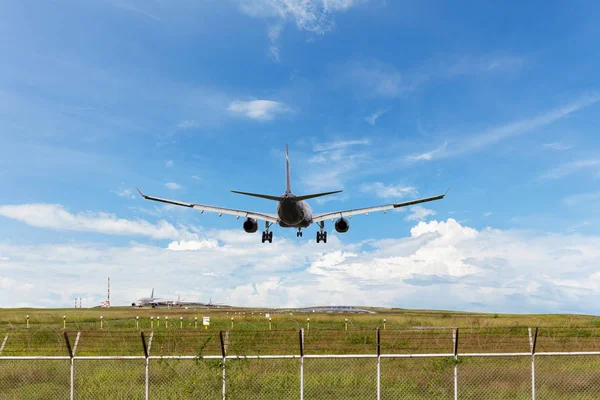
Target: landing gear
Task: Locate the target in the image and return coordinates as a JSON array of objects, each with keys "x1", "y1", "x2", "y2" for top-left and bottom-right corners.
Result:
[
  {"x1": 262, "y1": 222, "x2": 273, "y2": 243},
  {"x1": 316, "y1": 231, "x2": 327, "y2": 243},
  {"x1": 297, "y1": 228, "x2": 303, "y2": 237},
  {"x1": 262, "y1": 231, "x2": 273, "y2": 243},
  {"x1": 316, "y1": 221, "x2": 327, "y2": 243}
]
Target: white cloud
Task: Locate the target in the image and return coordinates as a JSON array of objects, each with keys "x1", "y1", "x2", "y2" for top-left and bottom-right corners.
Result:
[
  {"x1": 191, "y1": 175, "x2": 201, "y2": 181},
  {"x1": 566, "y1": 221, "x2": 591, "y2": 233},
  {"x1": 405, "y1": 205, "x2": 436, "y2": 221},
  {"x1": 303, "y1": 140, "x2": 370, "y2": 191},
  {"x1": 237, "y1": 0, "x2": 362, "y2": 35},
  {"x1": 236, "y1": 0, "x2": 363, "y2": 62},
  {"x1": 103, "y1": 0, "x2": 162, "y2": 22},
  {"x1": 0, "y1": 276, "x2": 33, "y2": 292},
  {"x1": 365, "y1": 109, "x2": 388, "y2": 125},
  {"x1": 444, "y1": 55, "x2": 525, "y2": 76},
  {"x1": 165, "y1": 182, "x2": 182, "y2": 190},
  {"x1": 338, "y1": 54, "x2": 524, "y2": 100},
  {"x1": 563, "y1": 191, "x2": 600, "y2": 206},
  {"x1": 484, "y1": 212, "x2": 493, "y2": 217},
  {"x1": 227, "y1": 100, "x2": 291, "y2": 120},
  {"x1": 167, "y1": 239, "x2": 219, "y2": 251},
  {"x1": 409, "y1": 93, "x2": 600, "y2": 162},
  {"x1": 406, "y1": 141, "x2": 447, "y2": 161},
  {"x1": 541, "y1": 159, "x2": 600, "y2": 180},
  {"x1": 543, "y1": 142, "x2": 573, "y2": 151},
  {"x1": 360, "y1": 182, "x2": 417, "y2": 199},
  {"x1": 1, "y1": 219, "x2": 600, "y2": 313},
  {"x1": 338, "y1": 59, "x2": 424, "y2": 98},
  {"x1": 176, "y1": 120, "x2": 199, "y2": 129},
  {"x1": 268, "y1": 23, "x2": 283, "y2": 62},
  {"x1": 115, "y1": 187, "x2": 135, "y2": 199},
  {"x1": 313, "y1": 139, "x2": 370, "y2": 152},
  {"x1": 0, "y1": 204, "x2": 190, "y2": 240},
  {"x1": 165, "y1": 160, "x2": 174, "y2": 168}
]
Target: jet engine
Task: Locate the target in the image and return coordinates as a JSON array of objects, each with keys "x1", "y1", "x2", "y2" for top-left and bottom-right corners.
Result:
[
  {"x1": 334, "y1": 217, "x2": 349, "y2": 233},
  {"x1": 243, "y1": 217, "x2": 258, "y2": 233}
]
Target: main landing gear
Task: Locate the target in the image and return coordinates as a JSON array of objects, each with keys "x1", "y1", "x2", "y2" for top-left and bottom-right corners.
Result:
[
  {"x1": 262, "y1": 222, "x2": 273, "y2": 243},
  {"x1": 297, "y1": 228, "x2": 303, "y2": 237},
  {"x1": 316, "y1": 221, "x2": 327, "y2": 243}
]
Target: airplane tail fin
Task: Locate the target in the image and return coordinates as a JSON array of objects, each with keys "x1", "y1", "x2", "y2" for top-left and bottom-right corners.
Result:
[
  {"x1": 151, "y1": 288, "x2": 154, "y2": 298},
  {"x1": 286, "y1": 144, "x2": 291, "y2": 193},
  {"x1": 230, "y1": 146, "x2": 342, "y2": 202}
]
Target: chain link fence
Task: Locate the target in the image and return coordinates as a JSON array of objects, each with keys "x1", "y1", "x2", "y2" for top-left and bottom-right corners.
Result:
[{"x1": 1, "y1": 328, "x2": 600, "y2": 399}]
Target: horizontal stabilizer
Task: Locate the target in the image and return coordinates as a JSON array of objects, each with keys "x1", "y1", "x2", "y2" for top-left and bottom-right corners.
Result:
[
  {"x1": 230, "y1": 190, "x2": 282, "y2": 201},
  {"x1": 294, "y1": 190, "x2": 343, "y2": 202}
]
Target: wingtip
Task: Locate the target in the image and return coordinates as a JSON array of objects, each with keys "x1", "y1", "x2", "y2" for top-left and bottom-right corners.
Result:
[
  {"x1": 136, "y1": 188, "x2": 145, "y2": 197},
  {"x1": 444, "y1": 187, "x2": 450, "y2": 196}
]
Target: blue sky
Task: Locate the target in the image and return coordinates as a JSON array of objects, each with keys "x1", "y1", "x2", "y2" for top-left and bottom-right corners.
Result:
[{"x1": 1, "y1": 0, "x2": 599, "y2": 312}]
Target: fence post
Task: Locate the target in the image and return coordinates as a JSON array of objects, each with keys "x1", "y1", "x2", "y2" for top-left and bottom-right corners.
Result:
[
  {"x1": 453, "y1": 328, "x2": 459, "y2": 400},
  {"x1": 220, "y1": 331, "x2": 227, "y2": 400},
  {"x1": 0, "y1": 333, "x2": 8, "y2": 356},
  {"x1": 376, "y1": 328, "x2": 381, "y2": 400},
  {"x1": 141, "y1": 332, "x2": 150, "y2": 400},
  {"x1": 299, "y1": 328, "x2": 304, "y2": 400},
  {"x1": 529, "y1": 327, "x2": 538, "y2": 400},
  {"x1": 64, "y1": 331, "x2": 74, "y2": 400}
]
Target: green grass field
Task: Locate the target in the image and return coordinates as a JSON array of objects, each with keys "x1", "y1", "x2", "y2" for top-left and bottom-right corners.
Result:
[
  {"x1": 1, "y1": 307, "x2": 599, "y2": 399},
  {"x1": 1, "y1": 306, "x2": 600, "y2": 355}
]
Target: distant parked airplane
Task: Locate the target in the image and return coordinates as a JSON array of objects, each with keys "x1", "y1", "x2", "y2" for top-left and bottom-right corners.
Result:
[{"x1": 137, "y1": 145, "x2": 448, "y2": 243}]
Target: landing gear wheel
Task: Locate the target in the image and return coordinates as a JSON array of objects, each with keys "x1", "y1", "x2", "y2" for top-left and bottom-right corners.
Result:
[
  {"x1": 316, "y1": 221, "x2": 327, "y2": 243},
  {"x1": 262, "y1": 221, "x2": 273, "y2": 243},
  {"x1": 316, "y1": 231, "x2": 327, "y2": 243},
  {"x1": 297, "y1": 229, "x2": 303, "y2": 237}
]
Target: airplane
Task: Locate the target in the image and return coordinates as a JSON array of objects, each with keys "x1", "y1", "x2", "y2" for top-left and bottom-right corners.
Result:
[
  {"x1": 166, "y1": 296, "x2": 226, "y2": 309},
  {"x1": 137, "y1": 145, "x2": 449, "y2": 243},
  {"x1": 132, "y1": 288, "x2": 161, "y2": 308}
]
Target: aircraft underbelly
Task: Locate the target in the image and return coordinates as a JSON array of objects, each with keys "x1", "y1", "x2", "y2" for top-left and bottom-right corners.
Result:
[{"x1": 278, "y1": 200, "x2": 310, "y2": 228}]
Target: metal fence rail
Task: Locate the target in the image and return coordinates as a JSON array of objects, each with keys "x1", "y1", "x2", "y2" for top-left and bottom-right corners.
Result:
[{"x1": 2, "y1": 328, "x2": 600, "y2": 399}]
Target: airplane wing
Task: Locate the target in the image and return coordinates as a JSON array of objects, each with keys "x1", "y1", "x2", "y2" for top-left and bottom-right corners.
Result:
[
  {"x1": 136, "y1": 189, "x2": 279, "y2": 223},
  {"x1": 312, "y1": 189, "x2": 449, "y2": 223}
]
